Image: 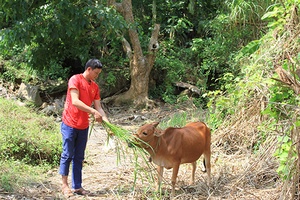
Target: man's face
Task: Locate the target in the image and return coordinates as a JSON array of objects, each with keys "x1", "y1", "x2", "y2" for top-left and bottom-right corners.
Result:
[{"x1": 89, "y1": 67, "x2": 102, "y2": 81}]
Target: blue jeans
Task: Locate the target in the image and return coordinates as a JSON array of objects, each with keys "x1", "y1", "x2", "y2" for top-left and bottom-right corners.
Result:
[{"x1": 59, "y1": 122, "x2": 89, "y2": 189}]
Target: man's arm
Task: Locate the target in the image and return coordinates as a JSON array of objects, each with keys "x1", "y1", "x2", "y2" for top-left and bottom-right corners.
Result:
[
  {"x1": 94, "y1": 99, "x2": 109, "y2": 122},
  {"x1": 70, "y1": 89, "x2": 103, "y2": 122}
]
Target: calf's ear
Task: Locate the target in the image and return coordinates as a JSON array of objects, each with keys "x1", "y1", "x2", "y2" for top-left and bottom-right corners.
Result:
[{"x1": 152, "y1": 122, "x2": 159, "y2": 127}]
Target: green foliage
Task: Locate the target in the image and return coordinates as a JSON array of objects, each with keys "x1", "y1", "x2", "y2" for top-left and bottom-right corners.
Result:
[
  {"x1": 262, "y1": 82, "x2": 299, "y2": 180},
  {"x1": 205, "y1": 62, "x2": 265, "y2": 130},
  {"x1": 153, "y1": 13, "x2": 258, "y2": 104},
  {"x1": 196, "y1": 0, "x2": 273, "y2": 90},
  {"x1": 159, "y1": 109, "x2": 208, "y2": 129},
  {"x1": 105, "y1": 71, "x2": 117, "y2": 86},
  {"x1": 261, "y1": 4, "x2": 286, "y2": 30},
  {"x1": 206, "y1": 90, "x2": 230, "y2": 130},
  {"x1": 238, "y1": 39, "x2": 261, "y2": 58},
  {"x1": 273, "y1": 136, "x2": 297, "y2": 180},
  {"x1": 0, "y1": 98, "x2": 61, "y2": 166},
  {"x1": 191, "y1": 36, "x2": 239, "y2": 90},
  {"x1": 41, "y1": 60, "x2": 70, "y2": 80},
  {"x1": 206, "y1": 0, "x2": 300, "y2": 185},
  {"x1": 153, "y1": 39, "x2": 210, "y2": 104},
  {"x1": 159, "y1": 112, "x2": 188, "y2": 129},
  {"x1": 262, "y1": 84, "x2": 296, "y2": 120},
  {"x1": 132, "y1": 0, "x2": 222, "y2": 46},
  {"x1": 0, "y1": 0, "x2": 273, "y2": 106},
  {"x1": 134, "y1": 0, "x2": 257, "y2": 105},
  {"x1": 0, "y1": 159, "x2": 49, "y2": 192},
  {"x1": 0, "y1": 59, "x2": 38, "y2": 83},
  {"x1": 226, "y1": 0, "x2": 273, "y2": 26},
  {"x1": 1, "y1": 70, "x2": 16, "y2": 82},
  {"x1": 0, "y1": 0, "x2": 127, "y2": 78}
]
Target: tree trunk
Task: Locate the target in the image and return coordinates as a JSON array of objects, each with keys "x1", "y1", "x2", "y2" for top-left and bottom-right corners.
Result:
[{"x1": 106, "y1": 0, "x2": 160, "y2": 108}]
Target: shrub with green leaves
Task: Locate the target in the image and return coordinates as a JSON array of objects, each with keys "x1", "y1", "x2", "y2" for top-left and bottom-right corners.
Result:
[
  {"x1": 0, "y1": 159, "x2": 48, "y2": 192},
  {"x1": 273, "y1": 136, "x2": 297, "y2": 180},
  {"x1": 0, "y1": 98, "x2": 61, "y2": 166}
]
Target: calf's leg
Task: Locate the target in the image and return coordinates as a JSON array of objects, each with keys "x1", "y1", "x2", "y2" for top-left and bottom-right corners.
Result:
[
  {"x1": 189, "y1": 161, "x2": 196, "y2": 185},
  {"x1": 156, "y1": 166, "x2": 164, "y2": 191},
  {"x1": 204, "y1": 151, "x2": 211, "y2": 185},
  {"x1": 171, "y1": 164, "x2": 180, "y2": 199}
]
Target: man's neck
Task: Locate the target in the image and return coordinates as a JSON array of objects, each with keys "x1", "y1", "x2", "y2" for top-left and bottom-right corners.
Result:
[{"x1": 82, "y1": 72, "x2": 91, "y2": 83}]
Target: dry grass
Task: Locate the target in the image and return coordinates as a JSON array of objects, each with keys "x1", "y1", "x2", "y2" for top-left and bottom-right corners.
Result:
[
  {"x1": 98, "y1": 99, "x2": 290, "y2": 199},
  {"x1": 1, "y1": 101, "x2": 296, "y2": 200},
  {"x1": 206, "y1": 93, "x2": 297, "y2": 199}
]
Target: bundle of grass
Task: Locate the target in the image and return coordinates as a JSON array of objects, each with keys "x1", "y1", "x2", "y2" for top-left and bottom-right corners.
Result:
[
  {"x1": 88, "y1": 119, "x2": 152, "y2": 159},
  {"x1": 101, "y1": 120, "x2": 134, "y2": 143},
  {"x1": 100, "y1": 120, "x2": 157, "y2": 188}
]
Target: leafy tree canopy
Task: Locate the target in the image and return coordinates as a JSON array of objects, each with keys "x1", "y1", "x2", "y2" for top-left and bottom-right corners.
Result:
[
  {"x1": 0, "y1": 0, "x2": 127, "y2": 78},
  {"x1": 0, "y1": 0, "x2": 279, "y2": 104}
]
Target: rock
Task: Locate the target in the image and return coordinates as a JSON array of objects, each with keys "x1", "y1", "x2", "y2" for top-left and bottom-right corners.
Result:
[
  {"x1": 40, "y1": 96, "x2": 65, "y2": 116},
  {"x1": 17, "y1": 83, "x2": 43, "y2": 106},
  {"x1": 40, "y1": 105, "x2": 56, "y2": 115},
  {"x1": 0, "y1": 86, "x2": 7, "y2": 98}
]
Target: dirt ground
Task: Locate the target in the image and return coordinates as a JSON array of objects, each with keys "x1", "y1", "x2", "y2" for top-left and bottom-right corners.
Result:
[{"x1": 0, "y1": 104, "x2": 283, "y2": 200}]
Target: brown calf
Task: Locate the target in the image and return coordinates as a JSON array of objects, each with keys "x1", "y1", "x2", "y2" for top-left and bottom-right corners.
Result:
[{"x1": 133, "y1": 121, "x2": 211, "y2": 198}]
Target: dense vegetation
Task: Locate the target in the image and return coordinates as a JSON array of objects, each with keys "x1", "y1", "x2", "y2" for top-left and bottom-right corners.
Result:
[
  {"x1": 0, "y1": 0, "x2": 270, "y2": 104},
  {"x1": 0, "y1": 0, "x2": 299, "y2": 198},
  {"x1": 0, "y1": 98, "x2": 61, "y2": 191}
]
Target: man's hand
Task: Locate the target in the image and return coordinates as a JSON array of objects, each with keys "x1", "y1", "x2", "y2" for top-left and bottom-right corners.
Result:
[{"x1": 93, "y1": 110, "x2": 103, "y2": 123}]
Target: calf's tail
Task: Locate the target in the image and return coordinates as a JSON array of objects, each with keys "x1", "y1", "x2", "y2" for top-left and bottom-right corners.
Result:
[{"x1": 202, "y1": 158, "x2": 207, "y2": 172}]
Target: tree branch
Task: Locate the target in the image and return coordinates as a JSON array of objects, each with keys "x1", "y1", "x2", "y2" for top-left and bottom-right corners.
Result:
[
  {"x1": 275, "y1": 66, "x2": 300, "y2": 95},
  {"x1": 122, "y1": 37, "x2": 132, "y2": 59},
  {"x1": 148, "y1": 24, "x2": 160, "y2": 52},
  {"x1": 175, "y1": 82, "x2": 201, "y2": 95},
  {"x1": 107, "y1": 0, "x2": 123, "y2": 13}
]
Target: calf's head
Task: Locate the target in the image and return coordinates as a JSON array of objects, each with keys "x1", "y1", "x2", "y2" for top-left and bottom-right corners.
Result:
[{"x1": 130, "y1": 122, "x2": 160, "y2": 149}]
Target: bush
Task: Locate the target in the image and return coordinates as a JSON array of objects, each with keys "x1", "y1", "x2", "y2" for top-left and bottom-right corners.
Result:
[
  {"x1": 0, "y1": 97, "x2": 61, "y2": 166},
  {"x1": 0, "y1": 159, "x2": 49, "y2": 192}
]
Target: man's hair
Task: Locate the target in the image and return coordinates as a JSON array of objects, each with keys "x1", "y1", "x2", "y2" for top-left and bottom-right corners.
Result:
[{"x1": 85, "y1": 59, "x2": 103, "y2": 70}]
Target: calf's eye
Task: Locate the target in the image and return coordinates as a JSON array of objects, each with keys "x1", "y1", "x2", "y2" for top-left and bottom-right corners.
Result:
[{"x1": 142, "y1": 132, "x2": 147, "y2": 136}]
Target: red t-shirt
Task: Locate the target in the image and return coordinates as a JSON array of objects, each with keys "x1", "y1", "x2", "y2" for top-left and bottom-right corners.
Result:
[{"x1": 62, "y1": 74, "x2": 100, "y2": 129}]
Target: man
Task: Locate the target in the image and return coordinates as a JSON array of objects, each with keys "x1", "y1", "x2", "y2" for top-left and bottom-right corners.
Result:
[{"x1": 60, "y1": 58, "x2": 109, "y2": 197}]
